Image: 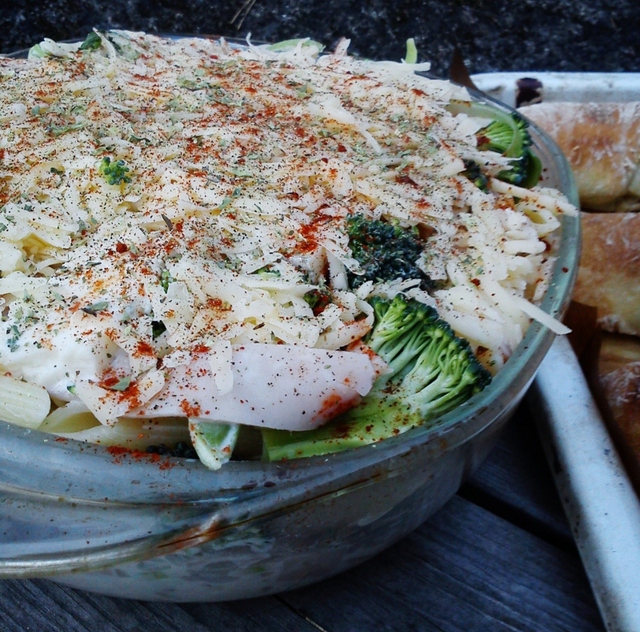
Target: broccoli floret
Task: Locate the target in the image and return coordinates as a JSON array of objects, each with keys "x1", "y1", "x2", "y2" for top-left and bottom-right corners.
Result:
[
  {"x1": 477, "y1": 112, "x2": 530, "y2": 154},
  {"x1": 262, "y1": 294, "x2": 491, "y2": 460},
  {"x1": 346, "y1": 214, "x2": 432, "y2": 290},
  {"x1": 447, "y1": 101, "x2": 542, "y2": 189},
  {"x1": 462, "y1": 159, "x2": 489, "y2": 192},
  {"x1": 99, "y1": 156, "x2": 131, "y2": 186},
  {"x1": 475, "y1": 110, "x2": 542, "y2": 188}
]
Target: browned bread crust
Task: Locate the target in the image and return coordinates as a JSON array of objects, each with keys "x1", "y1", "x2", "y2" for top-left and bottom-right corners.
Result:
[
  {"x1": 519, "y1": 102, "x2": 640, "y2": 211},
  {"x1": 574, "y1": 211, "x2": 640, "y2": 335},
  {"x1": 596, "y1": 333, "x2": 640, "y2": 484}
]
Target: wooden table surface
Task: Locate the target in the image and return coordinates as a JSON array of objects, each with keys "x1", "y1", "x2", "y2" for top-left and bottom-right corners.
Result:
[{"x1": 0, "y1": 404, "x2": 605, "y2": 632}]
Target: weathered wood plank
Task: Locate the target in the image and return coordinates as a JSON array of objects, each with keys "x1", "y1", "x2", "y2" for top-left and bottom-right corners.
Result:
[
  {"x1": 461, "y1": 404, "x2": 574, "y2": 548},
  {"x1": 0, "y1": 578, "x2": 216, "y2": 632},
  {"x1": 182, "y1": 596, "x2": 319, "y2": 631},
  {"x1": 0, "y1": 577, "x2": 320, "y2": 631},
  {"x1": 281, "y1": 495, "x2": 604, "y2": 632}
]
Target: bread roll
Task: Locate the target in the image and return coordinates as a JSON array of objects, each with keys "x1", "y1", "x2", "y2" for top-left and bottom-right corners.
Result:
[
  {"x1": 596, "y1": 333, "x2": 640, "y2": 478},
  {"x1": 574, "y1": 212, "x2": 640, "y2": 335},
  {"x1": 599, "y1": 331, "x2": 640, "y2": 375},
  {"x1": 519, "y1": 102, "x2": 640, "y2": 211}
]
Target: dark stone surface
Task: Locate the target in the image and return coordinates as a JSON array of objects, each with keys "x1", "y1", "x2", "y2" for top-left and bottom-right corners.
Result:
[{"x1": 1, "y1": 0, "x2": 638, "y2": 77}]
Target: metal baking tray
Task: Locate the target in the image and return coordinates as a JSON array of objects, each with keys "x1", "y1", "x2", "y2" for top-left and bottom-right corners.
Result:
[
  {"x1": 471, "y1": 71, "x2": 640, "y2": 107},
  {"x1": 470, "y1": 71, "x2": 640, "y2": 632},
  {"x1": 529, "y1": 337, "x2": 640, "y2": 632}
]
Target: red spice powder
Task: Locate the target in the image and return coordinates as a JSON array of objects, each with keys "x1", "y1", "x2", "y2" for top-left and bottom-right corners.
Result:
[
  {"x1": 135, "y1": 340, "x2": 154, "y2": 357},
  {"x1": 206, "y1": 297, "x2": 226, "y2": 310},
  {"x1": 180, "y1": 399, "x2": 202, "y2": 417},
  {"x1": 318, "y1": 392, "x2": 358, "y2": 421},
  {"x1": 297, "y1": 212, "x2": 333, "y2": 254},
  {"x1": 98, "y1": 369, "x2": 121, "y2": 389},
  {"x1": 395, "y1": 174, "x2": 418, "y2": 187},
  {"x1": 106, "y1": 445, "x2": 175, "y2": 469},
  {"x1": 98, "y1": 369, "x2": 143, "y2": 409}
]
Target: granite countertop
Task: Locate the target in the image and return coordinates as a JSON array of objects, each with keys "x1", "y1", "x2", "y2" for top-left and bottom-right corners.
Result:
[{"x1": 1, "y1": 0, "x2": 638, "y2": 76}]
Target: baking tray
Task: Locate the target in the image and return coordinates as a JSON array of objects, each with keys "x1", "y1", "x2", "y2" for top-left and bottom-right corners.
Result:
[
  {"x1": 470, "y1": 71, "x2": 640, "y2": 631},
  {"x1": 529, "y1": 337, "x2": 640, "y2": 632},
  {"x1": 471, "y1": 71, "x2": 640, "y2": 107}
]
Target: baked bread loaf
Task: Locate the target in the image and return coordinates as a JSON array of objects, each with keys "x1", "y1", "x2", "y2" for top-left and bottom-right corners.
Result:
[
  {"x1": 596, "y1": 333, "x2": 640, "y2": 485},
  {"x1": 573, "y1": 211, "x2": 640, "y2": 336},
  {"x1": 519, "y1": 102, "x2": 640, "y2": 211}
]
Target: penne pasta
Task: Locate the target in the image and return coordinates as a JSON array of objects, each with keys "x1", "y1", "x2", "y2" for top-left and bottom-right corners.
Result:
[{"x1": 0, "y1": 374, "x2": 51, "y2": 429}]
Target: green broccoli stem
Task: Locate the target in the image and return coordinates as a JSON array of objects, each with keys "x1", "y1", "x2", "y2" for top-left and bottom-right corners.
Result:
[{"x1": 261, "y1": 399, "x2": 404, "y2": 461}]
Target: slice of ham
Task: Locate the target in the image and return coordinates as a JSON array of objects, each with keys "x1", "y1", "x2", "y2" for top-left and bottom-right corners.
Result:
[{"x1": 77, "y1": 343, "x2": 385, "y2": 431}]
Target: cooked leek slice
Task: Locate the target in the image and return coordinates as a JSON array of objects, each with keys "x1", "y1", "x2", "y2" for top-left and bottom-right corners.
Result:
[{"x1": 189, "y1": 420, "x2": 239, "y2": 470}]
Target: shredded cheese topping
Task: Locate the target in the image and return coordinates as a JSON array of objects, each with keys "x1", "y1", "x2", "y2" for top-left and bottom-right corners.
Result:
[{"x1": 0, "y1": 31, "x2": 576, "y2": 429}]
